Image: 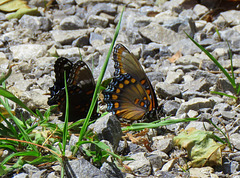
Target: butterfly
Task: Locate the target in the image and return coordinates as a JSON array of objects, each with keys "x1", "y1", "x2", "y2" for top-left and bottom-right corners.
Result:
[
  {"x1": 48, "y1": 57, "x2": 98, "y2": 122},
  {"x1": 103, "y1": 44, "x2": 158, "y2": 121}
]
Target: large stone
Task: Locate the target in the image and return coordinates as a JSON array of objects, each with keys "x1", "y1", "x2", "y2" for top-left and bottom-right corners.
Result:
[
  {"x1": 10, "y1": 44, "x2": 47, "y2": 61},
  {"x1": 19, "y1": 15, "x2": 52, "y2": 31},
  {"x1": 50, "y1": 29, "x2": 94, "y2": 45},
  {"x1": 139, "y1": 22, "x2": 184, "y2": 45},
  {"x1": 176, "y1": 97, "x2": 215, "y2": 115}
]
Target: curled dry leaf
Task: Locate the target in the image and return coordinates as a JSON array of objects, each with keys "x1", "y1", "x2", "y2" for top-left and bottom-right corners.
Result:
[
  {"x1": 168, "y1": 50, "x2": 182, "y2": 63},
  {"x1": 173, "y1": 127, "x2": 225, "y2": 168}
]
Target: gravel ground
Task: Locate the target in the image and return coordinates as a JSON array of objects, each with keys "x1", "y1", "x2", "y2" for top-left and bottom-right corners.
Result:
[{"x1": 1, "y1": 0, "x2": 240, "y2": 177}]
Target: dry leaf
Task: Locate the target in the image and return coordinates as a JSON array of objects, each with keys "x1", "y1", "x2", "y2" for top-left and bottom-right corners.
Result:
[
  {"x1": 168, "y1": 50, "x2": 182, "y2": 63},
  {"x1": 173, "y1": 127, "x2": 225, "y2": 167}
]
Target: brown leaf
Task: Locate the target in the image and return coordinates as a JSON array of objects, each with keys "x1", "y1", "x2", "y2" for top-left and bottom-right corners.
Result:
[{"x1": 168, "y1": 50, "x2": 182, "y2": 63}]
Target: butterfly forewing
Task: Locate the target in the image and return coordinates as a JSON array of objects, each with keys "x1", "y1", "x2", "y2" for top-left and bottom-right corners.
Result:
[
  {"x1": 113, "y1": 44, "x2": 158, "y2": 110},
  {"x1": 104, "y1": 43, "x2": 158, "y2": 121},
  {"x1": 48, "y1": 57, "x2": 97, "y2": 122}
]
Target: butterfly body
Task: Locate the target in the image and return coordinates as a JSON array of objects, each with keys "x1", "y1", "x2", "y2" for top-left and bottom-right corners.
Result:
[
  {"x1": 103, "y1": 44, "x2": 158, "y2": 121},
  {"x1": 48, "y1": 57, "x2": 97, "y2": 122}
]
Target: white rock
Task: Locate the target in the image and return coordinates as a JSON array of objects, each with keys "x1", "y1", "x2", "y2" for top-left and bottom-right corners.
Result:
[{"x1": 10, "y1": 44, "x2": 47, "y2": 61}]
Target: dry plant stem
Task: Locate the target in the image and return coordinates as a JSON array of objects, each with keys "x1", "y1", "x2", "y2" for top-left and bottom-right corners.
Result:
[{"x1": 0, "y1": 138, "x2": 61, "y2": 158}]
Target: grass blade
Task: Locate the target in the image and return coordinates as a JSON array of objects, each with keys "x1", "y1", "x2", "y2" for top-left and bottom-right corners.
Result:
[
  {"x1": 122, "y1": 118, "x2": 198, "y2": 131},
  {"x1": 0, "y1": 87, "x2": 37, "y2": 117},
  {"x1": 74, "y1": 7, "x2": 125, "y2": 155},
  {"x1": 210, "y1": 91, "x2": 238, "y2": 100},
  {"x1": 185, "y1": 32, "x2": 236, "y2": 89}
]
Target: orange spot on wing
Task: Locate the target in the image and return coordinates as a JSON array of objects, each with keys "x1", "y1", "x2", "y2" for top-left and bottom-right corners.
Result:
[
  {"x1": 131, "y1": 78, "x2": 136, "y2": 83},
  {"x1": 116, "y1": 88, "x2": 121, "y2": 93},
  {"x1": 140, "y1": 79, "x2": 146, "y2": 85},
  {"x1": 119, "y1": 83, "x2": 124, "y2": 88},
  {"x1": 114, "y1": 102, "x2": 119, "y2": 108},
  {"x1": 112, "y1": 94, "x2": 118, "y2": 100},
  {"x1": 124, "y1": 80, "x2": 130, "y2": 85}
]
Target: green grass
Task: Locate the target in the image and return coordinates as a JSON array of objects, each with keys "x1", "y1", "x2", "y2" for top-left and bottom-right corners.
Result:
[
  {"x1": 186, "y1": 32, "x2": 240, "y2": 100},
  {"x1": 186, "y1": 31, "x2": 234, "y2": 150}
]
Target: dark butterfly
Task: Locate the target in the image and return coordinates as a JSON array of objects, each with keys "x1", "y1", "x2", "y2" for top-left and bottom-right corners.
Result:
[
  {"x1": 48, "y1": 57, "x2": 98, "y2": 122},
  {"x1": 103, "y1": 44, "x2": 158, "y2": 121}
]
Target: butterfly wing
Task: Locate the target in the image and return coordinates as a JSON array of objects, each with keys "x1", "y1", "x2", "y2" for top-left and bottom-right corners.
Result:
[
  {"x1": 113, "y1": 44, "x2": 158, "y2": 109},
  {"x1": 48, "y1": 58, "x2": 97, "y2": 122},
  {"x1": 103, "y1": 74, "x2": 153, "y2": 120},
  {"x1": 106, "y1": 44, "x2": 158, "y2": 120},
  {"x1": 48, "y1": 57, "x2": 73, "y2": 105}
]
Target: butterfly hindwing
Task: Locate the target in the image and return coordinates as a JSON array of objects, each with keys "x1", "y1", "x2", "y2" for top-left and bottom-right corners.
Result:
[{"x1": 103, "y1": 74, "x2": 152, "y2": 120}]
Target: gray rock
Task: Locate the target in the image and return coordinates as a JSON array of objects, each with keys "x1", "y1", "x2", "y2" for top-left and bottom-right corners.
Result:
[
  {"x1": 189, "y1": 167, "x2": 217, "y2": 178},
  {"x1": 165, "y1": 69, "x2": 184, "y2": 84},
  {"x1": 123, "y1": 152, "x2": 151, "y2": 176},
  {"x1": 231, "y1": 133, "x2": 240, "y2": 150},
  {"x1": 182, "y1": 91, "x2": 210, "y2": 101},
  {"x1": 20, "y1": 89, "x2": 49, "y2": 110},
  {"x1": 100, "y1": 162, "x2": 125, "y2": 178},
  {"x1": 216, "y1": 78, "x2": 235, "y2": 93},
  {"x1": 56, "y1": 0, "x2": 75, "y2": 5},
  {"x1": 10, "y1": 44, "x2": 47, "y2": 61},
  {"x1": 155, "y1": 82, "x2": 181, "y2": 99},
  {"x1": 87, "y1": 15, "x2": 108, "y2": 28},
  {"x1": 151, "y1": 136, "x2": 173, "y2": 153},
  {"x1": 56, "y1": 47, "x2": 84, "y2": 58},
  {"x1": 179, "y1": 9, "x2": 198, "y2": 20},
  {"x1": 117, "y1": 140, "x2": 147, "y2": 155},
  {"x1": 154, "y1": 170, "x2": 178, "y2": 177},
  {"x1": 198, "y1": 38, "x2": 216, "y2": 46},
  {"x1": 183, "y1": 77, "x2": 212, "y2": 92},
  {"x1": 162, "y1": 0, "x2": 185, "y2": 12},
  {"x1": 176, "y1": 97, "x2": 215, "y2": 115},
  {"x1": 194, "y1": 70, "x2": 219, "y2": 85},
  {"x1": 146, "y1": 150, "x2": 164, "y2": 171},
  {"x1": 221, "y1": 110, "x2": 237, "y2": 120},
  {"x1": 163, "y1": 100, "x2": 180, "y2": 115},
  {"x1": 187, "y1": 109, "x2": 198, "y2": 118},
  {"x1": 51, "y1": 29, "x2": 94, "y2": 45},
  {"x1": 175, "y1": 55, "x2": 202, "y2": 67},
  {"x1": 169, "y1": 38, "x2": 202, "y2": 55},
  {"x1": 202, "y1": 22, "x2": 216, "y2": 34},
  {"x1": 19, "y1": 15, "x2": 52, "y2": 31},
  {"x1": 47, "y1": 172, "x2": 59, "y2": 178},
  {"x1": 32, "y1": 169, "x2": 47, "y2": 178},
  {"x1": 223, "y1": 160, "x2": 240, "y2": 174},
  {"x1": 161, "y1": 159, "x2": 176, "y2": 171},
  {"x1": 67, "y1": 158, "x2": 107, "y2": 178},
  {"x1": 165, "y1": 117, "x2": 184, "y2": 132},
  {"x1": 13, "y1": 173, "x2": 28, "y2": 178},
  {"x1": 88, "y1": 114, "x2": 122, "y2": 149},
  {"x1": 220, "y1": 10, "x2": 240, "y2": 26},
  {"x1": 219, "y1": 29, "x2": 240, "y2": 45},
  {"x1": 89, "y1": 32, "x2": 104, "y2": 46},
  {"x1": 229, "y1": 152, "x2": 240, "y2": 162},
  {"x1": 60, "y1": 16, "x2": 85, "y2": 30},
  {"x1": 29, "y1": 0, "x2": 48, "y2": 7},
  {"x1": 142, "y1": 42, "x2": 161, "y2": 59},
  {"x1": 185, "y1": 121, "x2": 214, "y2": 131},
  {"x1": 23, "y1": 164, "x2": 40, "y2": 174},
  {"x1": 88, "y1": 3, "x2": 117, "y2": 16},
  {"x1": 193, "y1": 4, "x2": 209, "y2": 17},
  {"x1": 139, "y1": 22, "x2": 184, "y2": 45}
]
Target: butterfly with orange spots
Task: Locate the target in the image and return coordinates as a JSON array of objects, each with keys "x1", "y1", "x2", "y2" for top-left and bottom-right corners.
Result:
[{"x1": 103, "y1": 44, "x2": 158, "y2": 121}]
